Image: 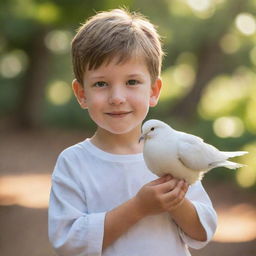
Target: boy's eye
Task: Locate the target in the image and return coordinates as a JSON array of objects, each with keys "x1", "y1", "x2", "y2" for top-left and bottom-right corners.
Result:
[
  {"x1": 94, "y1": 81, "x2": 107, "y2": 87},
  {"x1": 126, "y1": 79, "x2": 139, "y2": 86}
]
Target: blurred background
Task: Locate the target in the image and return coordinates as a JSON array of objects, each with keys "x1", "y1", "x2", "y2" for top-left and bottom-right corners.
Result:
[{"x1": 0, "y1": 0, "x2": 255, "y2": 255}]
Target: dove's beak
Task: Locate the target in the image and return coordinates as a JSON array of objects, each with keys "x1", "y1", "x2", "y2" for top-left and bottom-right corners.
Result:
[{"x1": 138, "y1": 135, "x2": 145, "y2": 143}]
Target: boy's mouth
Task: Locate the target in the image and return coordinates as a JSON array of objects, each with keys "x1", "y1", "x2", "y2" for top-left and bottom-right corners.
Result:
[{"x1": 105, "y1": 111, "x2": 133, "y2": 117}]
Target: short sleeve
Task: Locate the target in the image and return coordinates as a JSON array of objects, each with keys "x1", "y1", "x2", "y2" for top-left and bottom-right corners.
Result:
[
  {"x1": 48, "y1": 153, "x2": 106, "y2": 256},
  {"x1": 178, "y1": 181, "x2": 217, "y2": 249}
]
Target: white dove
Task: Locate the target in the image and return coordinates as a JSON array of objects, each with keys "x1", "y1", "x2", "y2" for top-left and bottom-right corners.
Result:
[{"x1": 140, "y1": 119, "x2": 248, "y2": 184}]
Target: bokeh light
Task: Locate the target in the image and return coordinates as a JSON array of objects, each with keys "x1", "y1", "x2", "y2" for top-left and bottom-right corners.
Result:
[
  {"x1": 213, "y1": 116, "x2": 244, "y2": 138},
  {"x1": 220, "y1": 33, "x2": 240, "y2": 54},
  {"x1": 160, "y1": 52, "x2": 197, "y2": 101},
  {"x1": 36, "y1": 3, "x2": 60, "y2": 24},
  {"x1": 186, "y1": 0, "x2": 216, "y2": 19},
  {"x1": 45, "y1": 30, "x2": 72, "y2": 54},
  {"x1": 187, "y1": 0, "x2": 212, "y2": 12},
  {"x1": 236, "y1": 143, "x2": 256, "y2": 188},
  {"x1": 214, "y1": 203, "x2": 256, "y2": 242},
  {"x1": 199, "y1": 66, "x2": 254, "y2": 120},
  {"x1": 160, "y1": 67, "x2": 174, "y2": 100},
  {"x1": 199, "y1": 75, "x2": 248, "y2": 119},
  {"x1": 235, "y1": 13, "x2": 256, "y2": 36},
  {"x1": 168, "y1": 0, "x2": 190, "y2": 17},
  {"x1": 245, "y1": 93, "x2": 256, "y2": 133},
  {"x1": 0, "y1": 174, "x2": 51, "y2": 208},
  {"x1": 0, "y1": 50, "x2": 28, "y2": 78},
  {"x1": 46, "y1": 81, "x2": 72, "y2": 105},
  {"x1": 176, "y1": 51, "x2": 197, "y2": 68},
  {"x1": 173, "y1": 64, "x2": 196, "y2": 89}
]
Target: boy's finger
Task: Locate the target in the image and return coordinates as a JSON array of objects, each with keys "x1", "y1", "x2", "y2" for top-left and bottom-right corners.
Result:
[
  {"x1": 164, "y1": 180, "x2": 184, "y2": 198},
  {"x1": 148, "y1": 175, "x2": 171, "y2": 186},
  {"x1": 157, "y1": 179, "x2": 178, "y2": 193},
  {"x1": 182, "y1": 181, "x2": 189, "y2": 193}
]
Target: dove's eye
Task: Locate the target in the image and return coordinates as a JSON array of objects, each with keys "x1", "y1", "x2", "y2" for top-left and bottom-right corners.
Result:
[{"x1": 150, "y1": 127, "x2": 155, "y2": 131}]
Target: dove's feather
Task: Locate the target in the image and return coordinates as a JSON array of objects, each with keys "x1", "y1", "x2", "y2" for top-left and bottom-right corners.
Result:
[
  {"x1": 221, "y1": 151, "x2": 248, "y2": 158},
  {"x1": 209, "y1": 160, "x2": 245, "y2": 169},
  {"x1": 178, "y1": 131, "x2": 204, "y2": 143},
  {"x1": 177, "y1": 133, "x2": 226, "y2": 171}
]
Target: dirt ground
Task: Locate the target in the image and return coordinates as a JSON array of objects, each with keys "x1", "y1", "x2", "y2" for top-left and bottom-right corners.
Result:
[{"x1": 0, "y1": 128, "x2": 255, "y2": 256}]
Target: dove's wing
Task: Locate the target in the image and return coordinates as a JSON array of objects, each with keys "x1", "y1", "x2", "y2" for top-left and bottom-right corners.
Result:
[{"x1": 177, "y1": 133, "x2": 225, "y2": 170}]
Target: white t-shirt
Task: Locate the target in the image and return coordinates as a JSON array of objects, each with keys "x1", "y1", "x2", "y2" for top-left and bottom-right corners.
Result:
[{"x1": 48, "y1": 139, "x2": 217, "y2": 256}]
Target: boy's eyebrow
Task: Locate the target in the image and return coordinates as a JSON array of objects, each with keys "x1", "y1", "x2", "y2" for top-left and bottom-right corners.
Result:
[
  {"x1": 127, "y1": 73, "x2": 143, "y2": 77},
  {"x1": 89, "y1": 73, "x2": 144, "y2": 80},
  {"x1": 89, "y1": 75, "x2": 106, "y2": 80}
]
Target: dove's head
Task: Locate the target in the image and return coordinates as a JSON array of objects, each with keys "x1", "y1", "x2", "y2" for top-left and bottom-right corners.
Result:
[{"x1": 139, "y1": 119, "x2": 172, "y2": 143}]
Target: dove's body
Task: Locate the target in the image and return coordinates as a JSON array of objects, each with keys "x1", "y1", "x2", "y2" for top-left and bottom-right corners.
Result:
[{"x1": 141, "y1": 120, "x2": 247, "y2": 184}]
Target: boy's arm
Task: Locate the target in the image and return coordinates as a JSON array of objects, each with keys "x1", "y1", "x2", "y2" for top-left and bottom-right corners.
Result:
[
  {"x1": 103, "y1": 175, "x2": 176, "y2": 250},
  {"x1": 168, "y1": 198, "x2": 207, "y2": 241},
  {"x1": 103, "y1": 175, "x2": 213, "y2": 251},
  {"x1": 103, "y1": 175, "x2": 189, "y2": 250},
  {"x1": 102, "y1": 176, "x2": 168, "y2": 249},
  {"x1": 173, "y1": 181, "x2": 218, "y2": 249},
  {"x1": 102, "y1": 197, "x2": 143, "y2": 250}
]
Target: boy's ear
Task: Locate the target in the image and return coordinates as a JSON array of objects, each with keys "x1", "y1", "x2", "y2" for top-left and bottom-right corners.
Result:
[
  {"x1": 72, "y1": 79, "x2": 87, "y2": 109},
  {"x1": 149, "y1": 78, "x2": 162, "y2": 107}
]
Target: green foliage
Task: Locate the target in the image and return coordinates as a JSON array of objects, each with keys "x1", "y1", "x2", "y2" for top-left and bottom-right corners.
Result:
[{"x1": 0, "y1": 0, "x2": 256, "y2": 188}]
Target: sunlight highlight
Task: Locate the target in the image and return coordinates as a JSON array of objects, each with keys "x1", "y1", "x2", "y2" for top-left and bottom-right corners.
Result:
[
  {"x1": 47, "y1": 80, "x2": 72, "y2": 105},
  {"x1": 220, "y1": 34, "x2": 240, "y2": 54},
  {"x1": 213, "y1": 116, "x2": 244, "y2": 138},
  {"x1": 199, "y1": 67, "x2": 253, "y2": 120},
  {"x1": 245, "y1": 92, "x2": 256, "y2": 133},
  {"x1": 199, "y1": 75, "x2": 248, "y2": 119},
  {"x1": 235, "y1": 13, "x2": 256, "y2": 36},
  {"x1": 187, "y1": 0, "x2": 212, "y2": 12},
  {"x1": 36, "y1": 3, "x2": 60, "y2": 24},
  {"x1": 173, "y1": 64, "x2": 195, "y2": 89},
  {"x1": 236, "y1": 143, "x2": 256, "y2": 188},
  {"x1": 213, "y1": 203, "x2": 256, "y2": 242},
  {"x1": 186, "y1": 0, "x2": 215, "y2": 19},
  {"x1": 237, "y1": 166, "x2": 256, "y2": 188},
  {"x1": 45, "y1": 30, "x2": 72, "y2": 54},
  {"x1": 0, "y1": 50, "x2": 28, "y2": 78},
  {"x1": 0, "y1": 174, "x2": 51, "y2": 208}
]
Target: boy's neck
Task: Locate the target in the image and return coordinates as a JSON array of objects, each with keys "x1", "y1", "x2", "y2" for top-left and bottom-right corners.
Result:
[{"x1": 90, "y1": 127, "x2": 143, "y2": 155}]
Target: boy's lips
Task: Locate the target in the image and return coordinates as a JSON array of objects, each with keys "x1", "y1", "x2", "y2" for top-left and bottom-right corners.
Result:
[{"x1": 105, "y1": 111, "x2": 133, "y2": 117}]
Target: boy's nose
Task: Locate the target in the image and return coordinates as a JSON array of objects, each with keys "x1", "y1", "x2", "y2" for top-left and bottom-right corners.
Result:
[{"x1": 108, "y1": 87, "x2": 126, "y2": 105}]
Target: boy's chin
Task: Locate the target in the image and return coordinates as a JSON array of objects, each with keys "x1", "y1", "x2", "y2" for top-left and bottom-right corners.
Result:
[{"x1": 99, "y1": 125, "x2": 141, "y2": 136}]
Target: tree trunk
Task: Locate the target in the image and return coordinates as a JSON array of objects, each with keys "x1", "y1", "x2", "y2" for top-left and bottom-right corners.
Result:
[
  {"x1": 170, "y1": 42, "x2": 223, "y2": 120},
  {"x1": 15, "y1": 28, "x2": 51, "y2": 129},
  {"x1": 170, "y1": 0, "x2": 248, "y2": 121}
]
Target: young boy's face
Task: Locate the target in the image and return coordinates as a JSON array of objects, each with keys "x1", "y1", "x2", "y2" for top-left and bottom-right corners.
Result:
[{"x1": 73, "y1": 56, "x2": 161, "y2": 136}]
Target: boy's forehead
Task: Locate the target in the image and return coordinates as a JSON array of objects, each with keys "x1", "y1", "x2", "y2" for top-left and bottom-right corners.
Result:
[{"x1": 85, "y1": 54, "x2": 148, "y2": 76}]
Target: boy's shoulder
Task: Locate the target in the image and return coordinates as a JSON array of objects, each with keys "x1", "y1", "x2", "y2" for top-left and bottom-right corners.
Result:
[
  {"x1": 52, "y1": 140, "x2": 88, "y2": 179},
  {"x1": 56, "y1": 138, "x2": 97, "y2": 164},
  {"x1": 55, "y1": 141, "x2": 88, "y2": 169},
  {"x1": 59, "y1": 140, "x2": 86, "y2": 158}
]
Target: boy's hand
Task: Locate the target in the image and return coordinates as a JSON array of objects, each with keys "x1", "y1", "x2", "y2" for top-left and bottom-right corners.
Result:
[{"x1": 133, "y1": 175, "x2": 189, "y2": 218}]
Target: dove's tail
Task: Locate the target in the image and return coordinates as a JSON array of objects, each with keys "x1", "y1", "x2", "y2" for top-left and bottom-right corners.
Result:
[
  {"x1": 212, "y1": 160, "x2": 246, "y2": 169},
  {"x1": 222, "y1": 151, "x2": 248, "y2": 158}
]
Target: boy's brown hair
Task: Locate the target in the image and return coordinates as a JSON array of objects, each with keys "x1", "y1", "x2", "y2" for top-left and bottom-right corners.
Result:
[{"x1": 71, "y1": 8, "x2": 164, "y2": 84}]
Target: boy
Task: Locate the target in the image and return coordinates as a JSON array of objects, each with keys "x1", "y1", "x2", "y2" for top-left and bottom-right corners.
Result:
[{"x1": 48, "y1": 8, "x2": 217, "y2": 256}]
